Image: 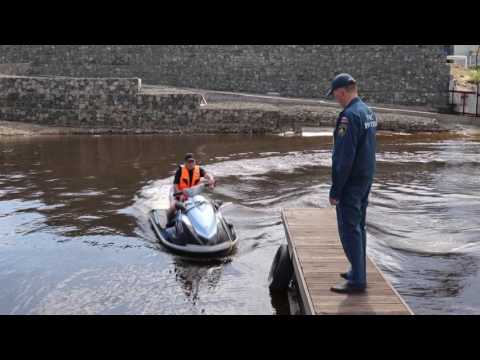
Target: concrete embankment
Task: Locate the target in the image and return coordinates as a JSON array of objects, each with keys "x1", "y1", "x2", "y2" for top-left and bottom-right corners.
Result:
[
  {"x1": 0, "y1": 102, "x2": 455, "y2": 136},
  {"x1": 198, "y1": 102, "x2": 449, "y2": 133},
  {"x1": 0, "y1": 76, "x2": 471, "y2": 136}
]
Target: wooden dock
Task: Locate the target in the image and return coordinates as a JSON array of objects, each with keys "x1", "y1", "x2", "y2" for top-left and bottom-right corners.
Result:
[{"x1": 282, "y1": 208, "x2": 413, "y2": 315}]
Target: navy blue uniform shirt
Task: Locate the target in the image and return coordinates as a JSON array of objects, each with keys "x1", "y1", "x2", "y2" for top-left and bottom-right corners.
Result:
[{"x1": 329, "y1": 97, "x2": 377, "y2": 200}]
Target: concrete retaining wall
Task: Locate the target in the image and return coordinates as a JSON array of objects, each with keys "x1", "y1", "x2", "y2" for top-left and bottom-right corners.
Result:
[
  {"x1": 0, "y1": 45, "x2": 451, "y2": 108},
  {"x1": 0, "y1": 75, "x2": 202, "y2": 128},
  {"x1": 0, "y1": 75, "x2": 449, "y2": 134}
]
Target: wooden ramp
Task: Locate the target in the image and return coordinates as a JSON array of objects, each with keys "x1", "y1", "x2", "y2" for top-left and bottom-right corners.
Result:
[{"x1": 282, "y1": 208, "x2": 413, "y2": 315}]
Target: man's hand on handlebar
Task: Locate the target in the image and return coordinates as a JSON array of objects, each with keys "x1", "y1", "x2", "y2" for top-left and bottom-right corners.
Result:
[
  {"x1": 173, "y1": 190, "x2": 188, "y2": 201},
  {"x1": 208, "y1": 179, "x2": 216, "y2": 190}
]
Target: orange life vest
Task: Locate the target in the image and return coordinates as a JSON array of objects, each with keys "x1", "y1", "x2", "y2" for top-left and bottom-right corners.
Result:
[{"x1": 178, "y1": 165, "x2": 201, "y2": 191}]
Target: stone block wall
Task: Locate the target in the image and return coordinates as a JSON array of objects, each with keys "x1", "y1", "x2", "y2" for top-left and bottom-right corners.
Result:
[
  {"x1": 0, "y1": 75, "x2": 202, "y2": 128},
  {"x1": 192, "y1": 105, "x2": 444, "y2": 134},
  {"x1": 0, "y1": 62, "x2": 31, "y2": 75},
  {"x1": 0, "y1": 74, "x2": 446, "y2": 134},
  {"x1": 0, "y1": 45, "x2": 450, "y2": 108}
]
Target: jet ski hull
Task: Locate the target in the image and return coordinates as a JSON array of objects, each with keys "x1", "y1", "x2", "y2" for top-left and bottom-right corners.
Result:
[{"x1": 149, "y1": 208, "x2": 237, "y2": 258}]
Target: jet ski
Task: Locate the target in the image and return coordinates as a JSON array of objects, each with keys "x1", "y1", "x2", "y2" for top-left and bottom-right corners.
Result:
[{"x1": 149, "y1": 183, "x2": 238, "y2": 257}]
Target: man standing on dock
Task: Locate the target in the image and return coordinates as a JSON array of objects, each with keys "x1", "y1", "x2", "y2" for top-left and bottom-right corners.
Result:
[{"x1": 326, "y1": 73, "x2": 377, "y2": 294}]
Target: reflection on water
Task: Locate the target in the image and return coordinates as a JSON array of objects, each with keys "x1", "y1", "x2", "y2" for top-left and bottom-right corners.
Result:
[{"x1": 1, "y1": 128, "x2": 480, "y2": 314}]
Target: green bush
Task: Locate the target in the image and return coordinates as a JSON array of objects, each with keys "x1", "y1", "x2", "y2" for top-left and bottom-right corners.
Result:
[{"x1": 468, "y1": 69, "x2": 480, "y2": 84}]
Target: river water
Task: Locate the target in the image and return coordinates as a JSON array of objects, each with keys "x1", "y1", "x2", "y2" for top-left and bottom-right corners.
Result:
[{"x1": 1, "y1": 128, "x2": 479, "y2": 315}]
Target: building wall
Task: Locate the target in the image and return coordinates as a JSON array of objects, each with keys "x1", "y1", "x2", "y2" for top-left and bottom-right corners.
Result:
[
  {"x1": 454, "y1": 45, "x2": 479, "y2": 56},
  {"x1": 454, "y1": 45, "x2": 480, "y2": 67},
  {"x1": 0, "y1": 45, "x2": 450, "y2": 108}
]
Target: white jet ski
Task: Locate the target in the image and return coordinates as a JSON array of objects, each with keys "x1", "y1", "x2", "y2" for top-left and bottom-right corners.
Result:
[{"x1": 149, "y1": 183, "x2": 237, "y2": 257}]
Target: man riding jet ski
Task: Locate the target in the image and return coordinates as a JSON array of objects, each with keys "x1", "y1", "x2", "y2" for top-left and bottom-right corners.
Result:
[
  {"x1": 167, "y1": 153, "x2": 216, "y2": 226},
  {"x1": 150, "y1": 153, "x2": 237, "y2": 257}
]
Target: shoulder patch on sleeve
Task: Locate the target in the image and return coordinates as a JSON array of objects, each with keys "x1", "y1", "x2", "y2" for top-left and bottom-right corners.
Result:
[
  {"x1": 338, "y1": 123, "x2": 348, "y2": 137},
  {"x1": 340, "y1": 116, "x2": 349, "y2": 124}
]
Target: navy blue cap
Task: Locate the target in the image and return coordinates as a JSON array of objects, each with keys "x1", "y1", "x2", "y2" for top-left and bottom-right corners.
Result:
[
  {"x1": 326, "y1": 73, "x2": 356, "y2": 97},
  {"x1": 184, "y1": 153, "x2": 195, "y2": 162}
]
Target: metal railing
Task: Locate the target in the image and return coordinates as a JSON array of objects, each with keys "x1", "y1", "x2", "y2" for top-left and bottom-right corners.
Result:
[
  {"x1": 476, "y1": 46, "x2": 479, "y2": 68},
  {"x1": 449, "y1": 82, "x2": 480, "y2": 117}
]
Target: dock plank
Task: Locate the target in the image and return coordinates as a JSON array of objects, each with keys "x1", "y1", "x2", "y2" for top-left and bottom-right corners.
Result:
[{"x1": 282, "y1": 208, "x2": 413, "y2": 315}]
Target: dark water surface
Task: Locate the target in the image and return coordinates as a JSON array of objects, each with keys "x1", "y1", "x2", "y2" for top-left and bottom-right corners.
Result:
[{"x1": 1, "y1": 128, "x2": 480, "y2": 314}]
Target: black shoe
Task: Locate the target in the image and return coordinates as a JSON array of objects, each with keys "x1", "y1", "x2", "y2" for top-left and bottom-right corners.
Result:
[
  {"x1": 340, "y1": 272, "x2": 349, "y2": 280},
  {"x1": 330, "y1": 281, "x2": 366, "y2": 294}
]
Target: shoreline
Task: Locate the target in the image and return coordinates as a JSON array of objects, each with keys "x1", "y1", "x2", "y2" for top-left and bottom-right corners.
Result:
[{"x1": 0, "y1": 91, "x2": 473, "y2": 137}]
